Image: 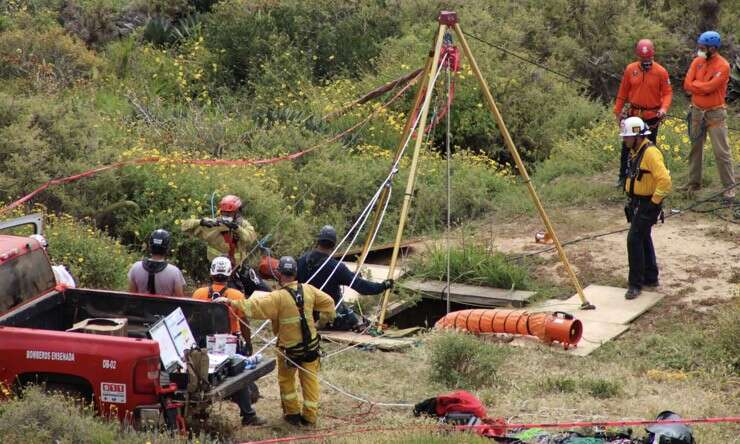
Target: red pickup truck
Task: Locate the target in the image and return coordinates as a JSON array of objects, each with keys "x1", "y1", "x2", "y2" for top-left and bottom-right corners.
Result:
[{"x1": 0, "y1": 215, "x2": 275, "y2": 430}]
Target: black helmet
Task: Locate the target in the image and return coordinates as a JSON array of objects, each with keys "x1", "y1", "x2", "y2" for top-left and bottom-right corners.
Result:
[
  {"x1": 148, "y1": 229, "x2": 171, "y2": 255},
  {"x1": 317, "y1": 225, "x2": 337, "y2": 246},
  {"x1": 277, "y1": 256, "x2": 298, "y2": 277},
  {"x1": 646, "y1": 411, "x2": 694, "y2": 444}
]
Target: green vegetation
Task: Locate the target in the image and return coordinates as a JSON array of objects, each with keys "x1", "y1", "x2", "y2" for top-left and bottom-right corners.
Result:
[
  {"x1": 410, "y1": 241, "x2": 531, "y2": 290},
  {"x1": 0, "y1": 0, "x2": 737, "y2": 287},
  {"x1": 427, "y1": 330, "x2": 509, "y2": 389}
]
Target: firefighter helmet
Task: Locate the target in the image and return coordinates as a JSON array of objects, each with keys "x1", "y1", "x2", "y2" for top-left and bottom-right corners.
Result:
[
  {"x1": 635, "y1": 39, "x2": 655, "y2": 60},
  {"x1": 219, "y1": 195, "x2": 243, "y2": 213}
]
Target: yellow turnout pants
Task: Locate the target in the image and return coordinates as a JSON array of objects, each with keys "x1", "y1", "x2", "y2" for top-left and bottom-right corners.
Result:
[{"x1": 277, "y1": 354, "x2": 321, "y2": 424}]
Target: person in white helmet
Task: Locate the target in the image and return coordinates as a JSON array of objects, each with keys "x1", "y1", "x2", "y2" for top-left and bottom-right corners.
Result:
[
  {"x1": 192, "y1": 256, "x2": 266, "y2": 427},
  {"x1": 620, "y1": 116, "x2": 672, "y2": 300},
  {"x1": 29, "y1": 234, "x2": 76, "y2": 288}
]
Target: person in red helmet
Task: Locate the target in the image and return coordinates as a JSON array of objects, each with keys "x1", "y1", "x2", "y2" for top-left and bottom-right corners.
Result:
[
  {"x1": 182, "y1": 194, "x2": 271, "y2": 295},
  {"x1": 613, "y1": 39, "x2": 673, "y2": 188}
]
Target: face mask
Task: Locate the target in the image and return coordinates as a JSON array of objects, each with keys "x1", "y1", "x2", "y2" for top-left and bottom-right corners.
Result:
[
  {"x1": 221, "y1": 216, "x2": 233, "y2": 223},
  {"x1": 640, "y1": 60, "x2": 653, "y2": 70},
  {"x1": 697, "y1": 50, "x2": 707, "y2": 59}
]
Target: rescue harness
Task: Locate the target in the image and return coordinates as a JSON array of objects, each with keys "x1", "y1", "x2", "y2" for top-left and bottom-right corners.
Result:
[
  {"x1": 283, "y1": 284, "x2": 321, "y2": 366},
  {"x1": 142, "y1": 258, "x2": 168, "y2": 294}
]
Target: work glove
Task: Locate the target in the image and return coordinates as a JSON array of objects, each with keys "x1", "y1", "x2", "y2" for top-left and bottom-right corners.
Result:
[
  {"x1": 656, "y1": 108, "x2": 666, "y2": 120},
  {"x1": 382, "y1": 279, "x2": 395, "y2": 290},
  {"x1": 200, "y1": 218, "x2": 219, "y2": 228},
  {"x1": 219, "y1": 218, "x2": 239, "y2": 230},
  {"x1": 212, "y1": 297, "x2": 230, "y2": 305}
]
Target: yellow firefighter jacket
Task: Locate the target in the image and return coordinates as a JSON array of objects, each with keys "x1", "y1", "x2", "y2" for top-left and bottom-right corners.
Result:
[
  {"x1": 229, "y1": 281, "x2": 336, "y2": 349},
  {"x1": 624, "y1": 139, "x2": 672, "y2": 204},
  {"x1": 181, "y1": 217, "x2": 257, "y2": 265}
]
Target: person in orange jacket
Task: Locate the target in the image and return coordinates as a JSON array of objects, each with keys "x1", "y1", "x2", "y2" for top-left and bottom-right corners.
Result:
[
  {"x1": 614, "y1": 39, "x2": 672, "y2": 188},
  {"x1": 682, "y1": 31, "x2": 735, "y2": 203}
]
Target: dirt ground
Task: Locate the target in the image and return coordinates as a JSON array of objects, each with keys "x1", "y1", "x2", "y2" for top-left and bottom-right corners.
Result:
[
  {"x1": 232, "y1": 205, "x2": 739, "y2": 444},
  {"x1": 482, "y1": 204, "x2": 739, "y2": 304}
]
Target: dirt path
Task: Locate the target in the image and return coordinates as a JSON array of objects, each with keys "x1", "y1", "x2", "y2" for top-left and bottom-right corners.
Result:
[{"x1": 471, "y1": 205, "x2": 739, "y2": 304}]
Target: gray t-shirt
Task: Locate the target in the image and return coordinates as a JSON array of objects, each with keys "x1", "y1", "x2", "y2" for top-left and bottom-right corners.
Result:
[{"x1": 127, "y1": 260, "x2": 186, "y2": 296}]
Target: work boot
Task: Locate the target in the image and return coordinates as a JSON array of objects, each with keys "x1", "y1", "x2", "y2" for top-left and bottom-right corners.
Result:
[
  {"x1": 677, "y1": 183, "x2": 700, "y2": 197},
  {"x1": 299, "y1": 416, "x2": 316, "y2": 427},
  {"x1": 242, "y1": 415, "x2": 267, "y2": 426},
  {"x1": 625, "y1": 286, "x2": 641, "y2": 300},
  {"x1": 284, "y1": 414, "x2": 302, "y2": 426}
]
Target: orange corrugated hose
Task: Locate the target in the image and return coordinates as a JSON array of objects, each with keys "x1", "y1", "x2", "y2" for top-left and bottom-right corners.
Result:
[{"x1": 435, "y1": 309, "x2": 582, "y2": 349}]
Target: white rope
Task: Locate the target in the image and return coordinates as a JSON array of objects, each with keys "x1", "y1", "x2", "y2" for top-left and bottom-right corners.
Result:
[
  {"x1": 251, "y1": 53, "x2": 450, "y2": 341},
  {"x1": 252, "y1": 330, "x2": 413, "y2": 408},
  {"x1": 445, "y1": 63, "x2": 452, "y2": 315}
]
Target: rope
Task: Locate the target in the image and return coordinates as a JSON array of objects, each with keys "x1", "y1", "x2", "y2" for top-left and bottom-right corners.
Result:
[
  {"x1": 249, "y1": 328, "x2": 413, "y2": 408},
  {"x1": 511, "y1": 183, "x2": 739, "y2": 261},
  {"x1": 0, "y1": 71, "x2": 418, "y2": 216},
  {"x1": 461, "y1": 31, "x2": 740, "y2": 133},
  {"x1": 445, "y1": 59, "x2": 453, "y2": 315},
  {"x1": 241, "y1": 416, "x2": 740, "y2": 444}
]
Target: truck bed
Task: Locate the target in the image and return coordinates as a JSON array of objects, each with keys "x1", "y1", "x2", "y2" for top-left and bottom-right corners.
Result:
[{"x1": 0, "y1": 287, "x2": 231, "y2": 343}]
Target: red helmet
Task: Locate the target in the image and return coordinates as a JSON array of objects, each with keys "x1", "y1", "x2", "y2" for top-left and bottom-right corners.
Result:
[
  {"x1": 219, "y1": 195, "x2": 242, "y2": 213},
  {"x1": 635, "y1": 39, "x2": 655, "y2": 60}
]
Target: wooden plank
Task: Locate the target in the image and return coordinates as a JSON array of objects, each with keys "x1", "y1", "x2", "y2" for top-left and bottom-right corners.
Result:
[
  {"x1": 510, "y1": 319, "x2": 630, "y2": 357},
  {"x1": 332, "y1": 238, "x2": 423, "y2": 259},
  {"x1": 535, "y1": 285, "x2": 664, "y2": 325},
  {"x1": 319, "y1": 330, "x2": 415, "y2": 351},
  {"x1": 399, "y1": 279, "x2": 535, "y2": 308}
]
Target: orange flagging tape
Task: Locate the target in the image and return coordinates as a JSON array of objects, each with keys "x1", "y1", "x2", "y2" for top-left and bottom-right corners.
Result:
[
  {"x1": 0, "y1": 72, "x2": 420, "y2": 216},
  {"x1": 240, "y1": 416, "x2": 740, "y2": 444}
]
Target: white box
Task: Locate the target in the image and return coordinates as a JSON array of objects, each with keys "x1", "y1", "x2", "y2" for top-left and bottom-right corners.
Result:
[{"x1": 206, "y1": 334, "x2": 237, "y2": 356}]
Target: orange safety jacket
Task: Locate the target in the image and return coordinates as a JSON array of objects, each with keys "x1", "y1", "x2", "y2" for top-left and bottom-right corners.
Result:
[
  {"x1": 192, "y1": 283, "x2": 246, "y2": 334},
  {"x1": 683, "y1": 54, "x2": 730, "y2": 110},
  {"x1": 614, "y1": 61, "x2": 672, "y2": 120}
]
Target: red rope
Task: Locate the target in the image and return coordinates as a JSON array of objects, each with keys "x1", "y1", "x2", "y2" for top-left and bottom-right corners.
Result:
[
  {"x1": 0, "y1": 75, "x2": 417, "y2": 216},
  {"x1": 240, "y1": 416, "x2": 740, "y2": 444}
]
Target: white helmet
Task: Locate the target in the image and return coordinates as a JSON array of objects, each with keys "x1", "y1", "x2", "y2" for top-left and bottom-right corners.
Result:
[
  {"x1": 210, "y1": 256, "x2": 232, "y2": 276},
  {"x1": 29, "y1": 234, "x2": 48, "y2": 248},
  {"x1": 620, "y1": 116, "x2": 651, "y2": 137}
]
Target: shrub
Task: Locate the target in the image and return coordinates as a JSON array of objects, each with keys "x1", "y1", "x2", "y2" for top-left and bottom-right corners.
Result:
[
  {"x1": 582, "y1": 378, "x2": 622, "y2": 399},
  {"x1": 427, "y1": 330, "x2": 508, "y2": 389},
  {"x1": 0, "y1": 26, "x2": 100, "y2": 89},
  {"x1": 44, "y1": 213, "x2": 138, "y2": 290},
  {"x1": 538, "y1": 376, "x2": 578, "y2": 394}
]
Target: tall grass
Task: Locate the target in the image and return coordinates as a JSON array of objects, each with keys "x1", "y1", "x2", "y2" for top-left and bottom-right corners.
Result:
[{"x1": 410, "y1": 242, "x2": 531, "y2": 290}]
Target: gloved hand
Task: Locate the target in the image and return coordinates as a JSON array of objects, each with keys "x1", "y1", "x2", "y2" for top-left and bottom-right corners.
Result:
[
  {"x1": 382, "y1": 279, "x2": 395, "y2": 290},
  {"x1": 212, "y1": 297, "x2": 230, "y2": 305},
  {"x1": 200, "y1": 218, "x2": 219, "y2": 228},
  {"x1": 656, "y1": 108, "x2": 666, "y2": 119},
  {"x1": 220, "y1": 219, "x2": 239, "y2": 230}
]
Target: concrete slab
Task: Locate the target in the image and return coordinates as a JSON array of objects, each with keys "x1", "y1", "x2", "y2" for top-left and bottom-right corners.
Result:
[
  {"x1": 510, "y1": 319, "x2": 630, "y2": 357},
  {"x1": 534, "y1": 285, "x2": 664, "y2": 325},
  {"x1": 400, "y1": 279, "x2": 535, "y2": 308},
  {"x1": 319, "y1": 330, "x2": 416, "y2": 351}
]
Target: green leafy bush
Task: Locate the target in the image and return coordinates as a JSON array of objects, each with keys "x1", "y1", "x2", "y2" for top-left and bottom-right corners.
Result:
[
  {"x1": 44, "y1": 213, "x2": 137, "y2": 290},
  {"x1": 0, "y1": 26, "x2": 100, "y2": 89},
  {"x1": 427, "y1": 330, "x2": 508, "y2": 389}
]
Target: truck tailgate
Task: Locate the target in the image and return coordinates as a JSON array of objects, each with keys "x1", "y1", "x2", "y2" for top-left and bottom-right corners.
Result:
[{"x1": 203, "y1": 358, "x2": 276, "y2": 401}]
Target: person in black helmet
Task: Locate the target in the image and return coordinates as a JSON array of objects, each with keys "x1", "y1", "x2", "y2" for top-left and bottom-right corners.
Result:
[
  {"x1": 297, "y1": 225, "x2": 394, "y2": 331},
  {"x1": 127, "y1": 229, "x2": 186, "y2": 297}
]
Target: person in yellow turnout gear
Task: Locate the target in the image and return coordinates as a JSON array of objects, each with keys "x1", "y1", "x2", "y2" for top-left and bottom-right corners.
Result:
[
  {"x1": 181, "y1": 194, "x2": 270, "y2": 295},
  {"x1": 620, "y1": 116, "x2": 672, "y2": 300},
  {"x1": 214, "y1": 256, "x2": 336, "y2": 426}
]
